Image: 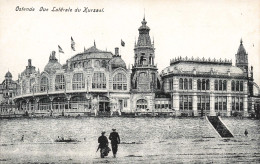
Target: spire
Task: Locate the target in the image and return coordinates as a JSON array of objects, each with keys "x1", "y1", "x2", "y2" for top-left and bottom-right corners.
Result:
[
  {"x1": 240, "y1": 38, "x2": 243, "y2": 44},
  {"x1": 94, "y1": 40, "x2": 96, "y2": 47}
]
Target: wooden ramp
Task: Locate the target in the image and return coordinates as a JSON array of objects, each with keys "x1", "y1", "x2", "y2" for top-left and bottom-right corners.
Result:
[{"x1": 207, "y1": 116, "x2": 234, "y2": 138}]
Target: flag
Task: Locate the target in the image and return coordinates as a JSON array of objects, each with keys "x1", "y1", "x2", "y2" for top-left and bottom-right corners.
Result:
[
  {"x1": 71, "y1": 37, "x2": 75, "y2": 51},
  {"x1": 121, "y1": 39, "x2": 125, "y2": 47},
  {"x1": 58, "y1": 45, "x2": 64, "y2": 53}
]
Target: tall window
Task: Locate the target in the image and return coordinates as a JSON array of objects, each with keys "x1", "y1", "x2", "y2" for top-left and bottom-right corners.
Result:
[
  {"x1": 197, "y1": 95, "x2": 210, "y2": 112},
  {"x1": 232, "y1": 97, "x2": 243, "y2": 111},
  {"x1": 179, "y1": 78, "x2": 183, "y2": 90},
  {"x1": 92, "y1": 72, "x2": 106, "y2": 89},
  {"x1": 197, "y1": 79, "x2": 210, "y2": 90},
  {"x1": 236, "y1": 81, "x2": 239, "y2": 91},
  {"x1": 169, "y1": 78, "x2": 173, "y2": 90},
  {"x1": 95, "y1": 60, "x2": 100, "y2": 67},
  {"x1": 72, "y1": 73, "x2": 85, "y2": 90},
  {"x1": 223, "y1": 80, "x2": 227, "y2": 90},
  {"x1": 197, "y1": 79, "x2": 201, "y2": 90},
  {"x1": 179, "y1": 95, "x2": 192, "y2": 111},
  {"x1": 215, "y1": 80, "x2": 218, "y2": 90},
  {"x1": 184, "y1": 79, "x2": 188, "y2": 90},
  {"x1": 231, "y1": 80, "x2": 235, "y2": 91},
  {"x1": 189, "y1": 79, "x2": 192, "y2": 90},
  {"x1": 215, "y1": 96, "x2": 227, "y2": 112},
  {"x1": 55, "y1": 74, "x2": 65, "y2": 90},
  {"x1": 240, "y1": 81, "x2": 243, "y2": 91},
  {"x1": 113, "y1": 73, "x2": 127, "y2": 90},
  {"x1": 40, "y1": 76, "x2": 49, "y2": 92}
]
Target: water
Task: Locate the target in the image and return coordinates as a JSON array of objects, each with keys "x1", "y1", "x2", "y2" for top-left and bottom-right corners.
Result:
[{"x1": 0, "y1": 117, "x2": 259, "y2": 163}]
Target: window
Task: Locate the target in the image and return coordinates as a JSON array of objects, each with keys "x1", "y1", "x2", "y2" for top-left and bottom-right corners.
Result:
[
  {"x1": 169, "y1": 78, "x2": 173, "y2": 90},
  {"x1": 179, "y1": 78, "x2": 183, "y2": 90},
  {"x1": 95, "y1": 60, "x2": 100, "y2": 67},
  {"x1": 124, "y1": 99, "x2": 128, "y2": 107},
  {"x1": 55, "y1": 74, "x2": 65, "y2": 91},
  {"x1": 206, "y1": 79, "x2": 210, "y2": 90},
  {"x1": 223, "y1": 80, "x2": 227, "y2": 91},
  {"x1": 236, "y1": 81, "x2": 239, "y2": 91},
  {"x1": 197, "y1": 79, "x2": 201, "y2": 90},
  {"x1": 136, "y1": 99, "x2": 147, "y2": 109},
  {"x1": 72, "y1": 73, "x2": 85, "y2": 90},
  {"x1": 197, "y1": 95, "x2": 210, "y2": 111},
  {"x1": 22, "y1": 80, "x2": 27, "y2": 94},
  {"x1": 232, "y1": 96, "x2": 243, "y2": 111},
  {"x1": 30, "y1": 78, "x2": 35, "y2": 93},
  {"x1": 92, "y1": 72, "x2": 106, "y2": 89},
  {"x1": 40, "y1": 76, "x2": 49, "y2": 92},
  {"x1": 184, "y1": 79, "x2": 188, "y2": 90},
  {"x1": 189, "y1": 79, "x2": 192, "y2": 90},
  {"x1": 215, "y1": 96, "x2": 227, "y2": 112},
  {"x1": 240, "y1": 81, "x2": 243, "y2": 91},
  {"x1": 113, "y1": 73, "x2": 127, "y2": 90},
  {"x1": 231, "y1": 80, "x2": 235, "y2": 91},
  {"x1": 215, "y1": 80, "x2": 218, "y2": 90},
  {"x1": 179, "y1": 95, "x2": 192, "y2": 110}
]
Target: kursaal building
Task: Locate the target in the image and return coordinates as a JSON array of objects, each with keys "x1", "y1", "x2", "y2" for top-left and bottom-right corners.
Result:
[{"x1": 2, "y1": 17, "x2": 259, "y2": 117}]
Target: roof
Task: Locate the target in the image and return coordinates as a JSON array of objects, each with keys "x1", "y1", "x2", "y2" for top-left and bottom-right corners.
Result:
[
  {"x1": 109, "y1": 56, "x2": 126, "y2": 69},
  {"x1": 162, "y1": 61, "x2": 244, "y2": 77},
  {"x1": 5, "y1": 71, "x2": 12, "y2": 78},
  {"x1": 44, "y1": 51, "x2": 62, "y2": 73}
]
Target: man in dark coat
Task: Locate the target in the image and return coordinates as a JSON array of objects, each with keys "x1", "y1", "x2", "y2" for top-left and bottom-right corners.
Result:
[
  {"x1": 109, "y1": 128, "x2": 120, "y2": 158},
  {"x1": 98, "y1": 131, "x2": 109, "y2": 158}
]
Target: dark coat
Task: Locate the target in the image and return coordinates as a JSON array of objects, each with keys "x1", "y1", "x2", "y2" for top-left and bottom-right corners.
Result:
[
  {"x1": 109, "y1": 132, "x2": 120, "y2": 145},
  {"x1": 98, "y1": 135, "x2": 108, "y2": 148}
]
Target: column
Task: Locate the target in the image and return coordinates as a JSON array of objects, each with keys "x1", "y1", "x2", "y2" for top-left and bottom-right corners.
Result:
[
  {"x1": 172, "y1": 93, "x2": 180, "y2": 116},
  {"x1": 192, "y1": 93, "x2": 198, "y2": 116},
  {"x1": 227, "y1": 94, "x2": 232, "y2": 116},
  {"x1": 243, "y1": 94, "x2": 248, "y2": 117},
  {"x1": 210, "y1": 93, "x2": 216, "y2": 116}
]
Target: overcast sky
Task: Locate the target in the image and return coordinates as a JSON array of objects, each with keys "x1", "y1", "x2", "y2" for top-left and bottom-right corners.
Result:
[{"x1": 0, "y1": 0, "x2": 259, "y2": 85}]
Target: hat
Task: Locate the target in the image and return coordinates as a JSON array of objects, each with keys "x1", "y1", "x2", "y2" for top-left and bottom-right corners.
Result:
[
  {"x1": 101, "y1": 131, "x2": 106, "y2": 134},
  {"x1": 112, "y1": 128, "x2": 116, "y2": 131}
]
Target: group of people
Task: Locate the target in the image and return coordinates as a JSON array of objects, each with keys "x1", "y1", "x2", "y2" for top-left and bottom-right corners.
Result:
[{"x1": 98, "y1": 128, "x2": 120, "y2": 158}]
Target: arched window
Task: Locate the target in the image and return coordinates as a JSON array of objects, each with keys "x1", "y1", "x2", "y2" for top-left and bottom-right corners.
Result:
[
  {"x1": 92, "y1": 72, "x2": 106, "y2": 89},
  {"x1": 55, "y1": 74, "x2": 65, "y2": 91},
  {"x1": 72, "y1": 73, "x2": 85, "y2": 90},
  {"x1": 223, "y1": 80, "x2": 227, "y2": 91},
  {"x1": 215, "y1": 80, "x2": 218, "y2": 90},
  {"x1": 179, "y1": 78, "x2": 183, "y2": 90},
  {"x1": 202, "y1": 79, "x2": 206, "y2": 90},
  {"x1": 231, "y1": 80, "x2": 235, "y2": 91},
  {"x1": 219, "y1": 80, "x2": 223, "y2": 91},
  {"x1": 236, "y1": 81, "x2": 239, "y2": 91},
  {"x1": 113, "y1": 73, "x2": 127, "y2": 90},
  {"x1": 197, "y1": 79, "x2": 201, "y2": 90},
  {"x1": 40, "y1": 76, "x2": 49, "y2": 92},
  {"x1": 189, "y1": 79, "x2": 192, "y2": 90},
  {"x1": 240, "y1": 81, "x2": 243, "y2": 91},
  {"x1": 136, "y1": 99, "x2": 147, "y2": 110},
  {"x1": 87, "y1": 60, "x2": 91, "y2": 68},
  {"x1": 206, "y1": 79, "x2": 210, "y2": 90},
  {"x1": 184, "y1": 79, "x2": 188, "y2": 90},
  {"x1": 101, "y1": 60, "x2": 107, "y2": 68}
]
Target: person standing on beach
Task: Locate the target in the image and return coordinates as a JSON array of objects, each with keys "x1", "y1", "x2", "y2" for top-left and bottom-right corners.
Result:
[
  {"x1": 98, "y1": 131, "x2": 109, "y2": 158},
  {"x1": 109, "y1": 128, "x2": 120, "y2": 158}
]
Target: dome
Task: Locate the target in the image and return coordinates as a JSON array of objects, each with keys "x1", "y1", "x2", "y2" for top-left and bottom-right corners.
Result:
[
  {"x1": 44, "y1": 51, "x2": 62, "y2": 73},
  {"x1": 110, "y1": 56, "x2": 126, "y2": 70},
  {"x1": 5, "y1": 71, "x2": 12, "y2": 78}
]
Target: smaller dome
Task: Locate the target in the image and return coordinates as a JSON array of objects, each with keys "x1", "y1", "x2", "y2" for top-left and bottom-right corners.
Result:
[
  {"x1": 44, "y1": 51, "x2": 62, "y2": 73},
  {"x1": 5, "y1": 71, "x2": 12, "y2": 78},
  {"x1": 110, "y1": 56, "x2": 126, "y2": 70}
]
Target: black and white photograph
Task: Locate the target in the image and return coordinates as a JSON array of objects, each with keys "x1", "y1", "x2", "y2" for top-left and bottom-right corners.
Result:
[{"x1": 0, "y1": 0, "x2": 259, "y2": 163}]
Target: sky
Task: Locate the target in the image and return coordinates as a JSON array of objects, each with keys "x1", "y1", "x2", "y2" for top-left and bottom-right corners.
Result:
[{"x1": 0, "y1": 0, "x2": 259, "y2": 85}]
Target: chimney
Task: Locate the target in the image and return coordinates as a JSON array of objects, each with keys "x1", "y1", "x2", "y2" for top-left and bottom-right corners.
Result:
[
  {"x1": 115, "y1": 47, "x2": 119, "y2": 56},
  {"x1": 28, "y1": 59, "x2": 32, "y2": 67}
]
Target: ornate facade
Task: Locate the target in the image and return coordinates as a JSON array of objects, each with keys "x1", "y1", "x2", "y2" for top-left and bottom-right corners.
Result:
[{"x1": 1, "y1": 17, "x2": 259, "y2": 117}]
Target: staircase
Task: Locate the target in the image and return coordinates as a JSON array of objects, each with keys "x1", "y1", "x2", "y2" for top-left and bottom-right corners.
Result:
[{"x1": 207, "y1": 116, "x2": 234, "y2": 138}]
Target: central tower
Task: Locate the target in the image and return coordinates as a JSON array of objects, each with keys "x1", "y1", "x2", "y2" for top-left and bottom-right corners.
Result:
[{"x1": 131, "y1": 17, "x2": 160, "y2": 112}]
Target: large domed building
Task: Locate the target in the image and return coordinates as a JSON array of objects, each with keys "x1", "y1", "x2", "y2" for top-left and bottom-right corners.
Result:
[{"x1": 5, "y1": 17, "x2": 260, "y2": 118}]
